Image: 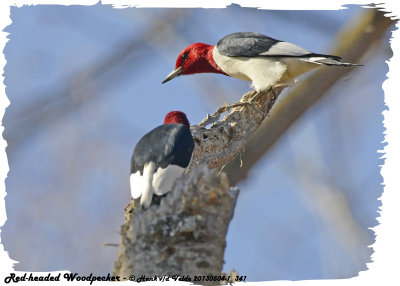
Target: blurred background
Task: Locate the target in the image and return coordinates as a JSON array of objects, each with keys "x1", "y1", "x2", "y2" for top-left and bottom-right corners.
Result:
[{"x1": 1, "y1": 4, "x2": 394, "y2": 281}]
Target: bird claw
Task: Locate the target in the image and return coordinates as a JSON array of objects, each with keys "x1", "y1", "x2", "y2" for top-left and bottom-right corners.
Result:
[
  {"x1": 198, "y1": 94, "x2": 266, "y2": 128},
  {"x1": 231, "y1": 100, "x2": 263, "y2": 116},
  {"x1": 248, "y1": 91, "x2": 261, "y2": 102}
]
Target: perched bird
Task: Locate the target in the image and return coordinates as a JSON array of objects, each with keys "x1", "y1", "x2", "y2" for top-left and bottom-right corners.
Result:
[
  {"x1": 130, "y1": 111, "x2": 194, "y2": 209},
  {"x1": 162, "y1": 32, "x2": 360, "y2": 93}
]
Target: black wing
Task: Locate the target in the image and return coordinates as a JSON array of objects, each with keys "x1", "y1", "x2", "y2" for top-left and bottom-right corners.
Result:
[
  {"x1": 217, "y1": 32, "x2": 340, "y2": 60},
  {"x1": 131, "y1": 124, "x2": 194, "y2": 174},
  {"x1": 217, "y1": 32, "x2": 282, "y2": 57}
]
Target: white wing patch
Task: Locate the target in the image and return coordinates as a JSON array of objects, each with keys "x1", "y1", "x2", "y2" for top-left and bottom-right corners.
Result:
[
  {"x1": 130, "y1": 163, "x2": 185, "y2": 208},
  {"x1": 153, "y1": 165, "x2": 185, "y2": 196},
  {"x1": 130, "y1": 162, "x2": 156, "y2": 209},
  {"x1": 140, "y1": 162, "x2": 156, "y2": 208},
  {"x1": 130, "y1": 171, "x2": 143, "y2": 199},
  {"x1": 260, "y1": 41, "x2": 311, "y2": 57}
]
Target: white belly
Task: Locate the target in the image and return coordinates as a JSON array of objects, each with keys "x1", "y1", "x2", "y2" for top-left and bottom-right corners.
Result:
[{"x1": 213, "y1": 47, "x2": 320, "y2": 92}]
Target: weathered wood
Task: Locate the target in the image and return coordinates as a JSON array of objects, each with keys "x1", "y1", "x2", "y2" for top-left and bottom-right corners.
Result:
[
  {"x1": 190, "y1": 87, "x2": 285, "y2": 169},
  {"x1": 113, "y1": 165, "x2": 239, "y2": 282}
]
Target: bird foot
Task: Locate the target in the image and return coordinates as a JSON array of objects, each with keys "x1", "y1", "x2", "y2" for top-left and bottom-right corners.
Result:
[
  {"x1": 227, "y1": 101, "x2": 263, "y2": 116},
  {"x1": 248, "y1": 87, "x2": 279, "y2": 101},
  {"x1": 248, "y1": 90, "x2": 261, "y2": 102},
  {"x1": 198, "y1": 100, "x2": 263, "y2": 128}
]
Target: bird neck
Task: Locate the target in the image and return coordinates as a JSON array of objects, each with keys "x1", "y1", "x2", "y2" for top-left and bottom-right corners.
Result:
[{"x1": 189, "y1": 45, "x2": 227, "y2": 76}]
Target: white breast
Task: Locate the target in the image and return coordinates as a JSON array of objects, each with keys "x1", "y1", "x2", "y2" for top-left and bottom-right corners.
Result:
[{"x1": 213, "y1": 47, "x2": 320, "y2": 92}]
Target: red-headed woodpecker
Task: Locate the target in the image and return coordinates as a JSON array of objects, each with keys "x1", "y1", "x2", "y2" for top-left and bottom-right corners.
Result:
[
  {"x1": 162, "y1": 32, "x2": 360, "y2": 92},
  {"x1": 130, "y1": 111, "x2": 194, "y2": 209}
]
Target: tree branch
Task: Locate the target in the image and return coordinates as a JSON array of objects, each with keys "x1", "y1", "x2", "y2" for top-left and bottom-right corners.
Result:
[
  {"x1": 223, "y1": 8, "x2": 396, "y2": 185},
  {"x1": 190, "y1": 87, "x2": 285, "y2": 169}
]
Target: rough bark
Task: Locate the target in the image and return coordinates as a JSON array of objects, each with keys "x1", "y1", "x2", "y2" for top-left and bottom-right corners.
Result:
[
  {"x1": 190, "y1": 87, "x2": 285, "y2": 169},
  {"x1": 113, "y1": 166, "x2": 239, "y2": 282}
]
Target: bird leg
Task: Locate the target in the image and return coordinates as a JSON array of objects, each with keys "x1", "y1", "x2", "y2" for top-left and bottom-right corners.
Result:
[
  {"x1": 198, "y1": 100, "x2": 263, "y2": 128},
  {"x1": 245, "y1": 85, "x2": 283, "y2": 108},
  {"x1": 199, "y1": 89, "x2": 276, "y2": 127},
  {"x1": 248, "y1": 90, "x2": 261, "y2": 102},
  {"x1": 225, "y1": 100, "x2": 263, "y2": 116}
]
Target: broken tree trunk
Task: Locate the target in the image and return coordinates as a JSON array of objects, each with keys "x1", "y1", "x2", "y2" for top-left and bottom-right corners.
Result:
[
  {"x1": 113, "y1": 166, "x2": 239, "y2": 281},
  {"x1": 113, "y1": 87, "x2": 285, "y2": 280}
]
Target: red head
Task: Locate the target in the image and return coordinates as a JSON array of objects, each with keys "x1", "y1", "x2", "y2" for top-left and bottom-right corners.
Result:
[
  {"x1": 163, "y1": 111, "x2": 190, "y2": 129},
  {"x1": 162, "y1": 43, "x2": 227, "y2": 84}
]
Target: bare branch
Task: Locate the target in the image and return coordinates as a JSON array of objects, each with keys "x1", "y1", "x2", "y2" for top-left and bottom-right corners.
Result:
[{"x1": 190, "y1": 87, "x2": 285, "y2": 169}]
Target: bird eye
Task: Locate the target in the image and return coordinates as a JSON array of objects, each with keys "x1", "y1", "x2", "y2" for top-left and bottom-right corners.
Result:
[{"x1": 181, "y1": 52, "x2": 189, "y2": 61}]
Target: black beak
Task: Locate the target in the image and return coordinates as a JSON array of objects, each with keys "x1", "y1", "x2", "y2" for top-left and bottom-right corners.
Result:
[{"x1": 162, "y1": 66, "x2": 182, "y2": 84}]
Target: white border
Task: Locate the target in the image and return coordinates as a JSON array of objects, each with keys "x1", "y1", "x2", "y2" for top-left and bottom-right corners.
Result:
[{"x1": 1, "y1": 0, "x2": 399, "y2": 285}]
